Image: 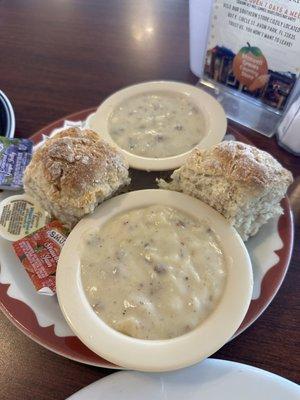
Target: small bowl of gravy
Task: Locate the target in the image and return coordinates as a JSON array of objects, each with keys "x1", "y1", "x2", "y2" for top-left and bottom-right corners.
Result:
[{"x1": 86, "y1": 81, "x2": 227, "y2": 171}]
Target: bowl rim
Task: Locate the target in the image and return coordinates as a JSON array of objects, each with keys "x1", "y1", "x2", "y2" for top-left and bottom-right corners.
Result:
[
  {"x1": 56, "y1": 189, "x2": 253, "y2": 372},
  {"x1": 86, "y1": 81, "x2": 227, "y2": 171},
  {"x1": 0, "y1": 90, "x2": 15, "y2": 138}
]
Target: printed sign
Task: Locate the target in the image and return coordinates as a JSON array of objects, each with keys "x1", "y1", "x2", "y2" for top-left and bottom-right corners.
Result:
[{"x1": 205, "y1": 0, "x2": 300, "y2": 110}]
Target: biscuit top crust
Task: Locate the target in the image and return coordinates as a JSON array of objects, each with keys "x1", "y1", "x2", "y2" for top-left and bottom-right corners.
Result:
[
  {"x1": 30, "y1": 127, "x2": 129, "y2": 196},
  {"x1": 184, "y1": 141, "x2": 293, "y2": 188}
]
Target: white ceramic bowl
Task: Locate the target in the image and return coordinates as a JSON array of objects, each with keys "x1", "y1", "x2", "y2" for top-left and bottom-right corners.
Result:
[
  {"x1": 56, "y1": 190, "x2": 253, "y2": 372},
  {"x1": 86, "y1": 81, "x2": 227, "y2": 171}
]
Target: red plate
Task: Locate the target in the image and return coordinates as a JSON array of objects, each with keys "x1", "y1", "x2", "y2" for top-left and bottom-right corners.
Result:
[{"x1": 0, "y1": 109, "x2": 294, "y2": 368}]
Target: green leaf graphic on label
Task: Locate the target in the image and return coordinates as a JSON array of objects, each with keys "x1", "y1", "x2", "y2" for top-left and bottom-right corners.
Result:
[
  {"x1": 239, "y1": 42, "x2": 263, "y2": 57},
  {"x1": 35, "y1": 245, "x2": 44, "y2": 253}
]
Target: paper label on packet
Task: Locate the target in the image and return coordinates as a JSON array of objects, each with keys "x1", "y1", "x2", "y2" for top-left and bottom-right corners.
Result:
[
  {"x1": 12, "y1": 220, "x2": 69, "y2": 295},
  {"x1": 0, "y1": 194, "x2": 48, "y2": 241},
  {"x1": 0, "y1": 137, "x2": 33, "y2": 190}
]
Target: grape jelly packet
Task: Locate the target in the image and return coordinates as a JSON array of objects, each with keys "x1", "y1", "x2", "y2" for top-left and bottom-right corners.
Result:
[{"x1": 0, "y1": 137, "x2": 33, "y2": 190}]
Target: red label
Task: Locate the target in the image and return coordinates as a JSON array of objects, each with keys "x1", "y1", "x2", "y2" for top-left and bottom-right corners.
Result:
[{"x1": 12, "y1": 220, "x2": 68, "y2": 293}]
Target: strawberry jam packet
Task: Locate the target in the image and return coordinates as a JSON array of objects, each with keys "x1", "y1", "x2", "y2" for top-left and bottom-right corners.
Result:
[{"x1": 12, "y1": 220, "x2": 69, "y2": 295}]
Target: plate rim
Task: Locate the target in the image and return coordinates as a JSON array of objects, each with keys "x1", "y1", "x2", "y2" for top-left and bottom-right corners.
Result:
[
  {"x1": 67, "y1": 358, "x2": 300, "y2": 400},
  {"x1": 0, "y1": 108, "x2": 294, "y2": 368}
]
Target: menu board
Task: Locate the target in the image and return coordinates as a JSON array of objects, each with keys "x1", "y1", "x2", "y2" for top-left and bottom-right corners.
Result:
[{"x1": 205, "y1": 0, "x2": 300, "y2": 110}]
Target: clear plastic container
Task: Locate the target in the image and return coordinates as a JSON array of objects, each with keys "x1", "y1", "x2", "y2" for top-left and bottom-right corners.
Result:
[
  {"x1": 189, "y1": 0, "x2": 214, "y2": 78},
  {"x1": 277, "y1": 95, "x2": 300, "y2": 156}
]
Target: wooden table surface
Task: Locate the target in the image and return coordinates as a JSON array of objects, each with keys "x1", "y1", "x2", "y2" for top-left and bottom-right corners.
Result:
[{"x1": 1, "y1": 1, "x2": 299, "y2": 398}]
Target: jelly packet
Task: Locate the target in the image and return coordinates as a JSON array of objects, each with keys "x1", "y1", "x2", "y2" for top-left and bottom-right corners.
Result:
[
  {"x1": 12, "y1": 220, "x2": 69, "y2": 295},
  {"x1": 0, "y1": 137, "x2": 33, "y2": 190}
]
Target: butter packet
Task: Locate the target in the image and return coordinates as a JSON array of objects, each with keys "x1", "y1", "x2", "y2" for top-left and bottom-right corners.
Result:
[
  {"x1": 0, "y1": 137, "x2": 33, "y2": 190},
  {"x1": 0, "y1": 194, "x2": 48, "y2": 241},
  {"x1": 12, "y1": 220, "x2": 69, "y2": 295}
]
